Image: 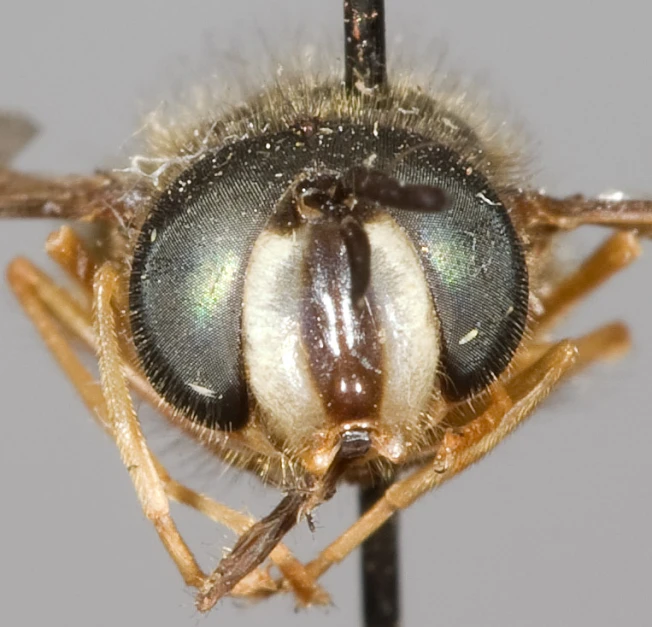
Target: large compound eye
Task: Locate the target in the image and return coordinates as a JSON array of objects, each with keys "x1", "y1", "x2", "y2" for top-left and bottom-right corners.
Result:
[
  {"x1": 386, "y1": 144, "x2": 529, "y2": 400},
  {"x1": 129, "y1": 148, "x2": 260, "y2": 429},
  {"x1": 128, "y1": 133, "x2": 314, "y2": 430}
]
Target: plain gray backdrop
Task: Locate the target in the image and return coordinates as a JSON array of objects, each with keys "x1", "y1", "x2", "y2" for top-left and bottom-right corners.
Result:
[{"x1": 1, "y1": 1, "x2": 651, "y2": 626}]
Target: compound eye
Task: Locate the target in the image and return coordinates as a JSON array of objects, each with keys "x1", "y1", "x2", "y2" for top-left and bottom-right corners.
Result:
[
  {"x1": 129, "y1": 156, "x2": 255, "y2": 429},
  {"x1": 129, "y1": 134, "x2": 301, "y2": 430},
  {"x1": 389, "y1": 145, "x2": 529, "y2": 400}
]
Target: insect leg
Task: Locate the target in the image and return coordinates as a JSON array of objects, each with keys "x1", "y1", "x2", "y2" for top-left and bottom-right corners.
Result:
[
  {"x1": 515, "y1": 321, "x2": 631, "y2": 375},
  {"x1": 45, "y1": 225, "x2": 99, "y2": 294},
  {"x1": 0, "y1": 169, "x2": 122, "y2": 220},
  {"x1": 5, "y1": 257, "x2": 323, "y2": 602},
  {"x1": 306, "y1": 313, "x2": 634, "y2": 583},
  {"x1": 8, "y1": 258, "x2": 206, "y2": 589},
  {"x1": 534, "y1": 231, "x2": 641, "y2": 334},
  {"x1": 304, "y1": 340, "x2": 580, "y2": 581},
  {"x1": 159, "y1": 467, "x2": 329, "y2": 606},
  {"x1": 43, "y1": 227, "x2": 334, "y2": 604},
  {"x1": 513, "y1": 191, "x2": 652, "y2": 237}
]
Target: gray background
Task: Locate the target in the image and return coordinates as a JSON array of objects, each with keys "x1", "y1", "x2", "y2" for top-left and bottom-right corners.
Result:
[{"x1": 1, "y1": 1, "x2": 651, "y2": 626}]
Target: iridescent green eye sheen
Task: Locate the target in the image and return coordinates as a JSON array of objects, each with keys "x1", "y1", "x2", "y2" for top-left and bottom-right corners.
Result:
[
  {"x1": 389, "y1": 144, "x2": 528, "y2": 399},
  {"x1": 129, "y1": 121, "x2": 528, "y2": 431}
]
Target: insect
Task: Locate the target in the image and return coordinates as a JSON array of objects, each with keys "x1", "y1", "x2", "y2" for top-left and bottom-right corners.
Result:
[{"x1": 1, "y1": 1, "x2": 652, "y2": 627}]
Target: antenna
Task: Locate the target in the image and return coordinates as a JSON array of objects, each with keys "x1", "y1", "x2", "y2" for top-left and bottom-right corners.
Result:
[{"x1": 343, "y1": 0, "x2": 388, "y2": 93}]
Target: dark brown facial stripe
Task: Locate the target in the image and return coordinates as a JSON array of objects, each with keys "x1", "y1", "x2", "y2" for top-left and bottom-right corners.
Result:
[
  {"x1": 340, "y1": 215, "x2": 371, "y2": 308},
  {"x1": 301, "y1": 220, "x2": 383, "y2": 422}
]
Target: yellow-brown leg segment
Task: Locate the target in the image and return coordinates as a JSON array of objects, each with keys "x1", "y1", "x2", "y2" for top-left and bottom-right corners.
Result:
[
  {"x1": 6, "y1": 255, "x2": 327, "y2": 605},
  {"x1": 45, "y1": 225, "x2": 98, "y2": 297},
  {"x1": 8, "y1": 257, "x2": 204, "y2": 590},
  {"x1": 512, "y1": 191, "x2": 652, "y2": 236},
  {"x1": 43, "y1": 228, "x2": 326, "y2": 592},
  {"x1": 305, "y1": 312, "x2": 633, "y2": 583},
  {"x1": 155, "y1": 463, "x2": 329, "y2": 604},
  {"x1": 93, "y1": 263, "x2": 210, "y2": 589},
  {"x1": 517, "y1": 321, "x2": 631, "y2": 376},
  {"x1": 534, "y1": 231, "x2": 641, "y2": 333},
  {"x1": 304, "y1": 327, "x2": 623, "y2": 582}
]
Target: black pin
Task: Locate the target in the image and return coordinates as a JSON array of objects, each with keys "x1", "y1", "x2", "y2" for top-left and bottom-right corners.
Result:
[
  {"x1": 344, "y1": 3, "x2": 401, "y2": 627},
  {"x1": 344, "y1": 0, "x2": 388, "y2": 93}
]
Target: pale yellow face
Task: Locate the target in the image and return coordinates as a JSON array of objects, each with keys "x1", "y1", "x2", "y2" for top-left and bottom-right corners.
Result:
[{"x1": 242, "y1": 212, "x2": 441, "y2": 462}]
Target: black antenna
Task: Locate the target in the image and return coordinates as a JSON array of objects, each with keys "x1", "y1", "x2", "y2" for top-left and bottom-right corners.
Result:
[{"x1": 344, "y1": 0, "x2": 388, "y2": 93}]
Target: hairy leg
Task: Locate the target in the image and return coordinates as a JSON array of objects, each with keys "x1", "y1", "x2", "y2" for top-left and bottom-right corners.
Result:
[
  {"x1": 0, "y1": 168, "x2": 126, "y2": 221},
  {"x1": 94, "y1": 262, "x2": 217, "y2": 590},
  {"x1": 303, "y1": 319, "x2": 625, "y2": 582},
  {"x1": 6, "y1": 255, "x2": 326, "y2": 604},
  {"x1": 8, "y1": 258, "x2": 205, "y2": 590}
]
